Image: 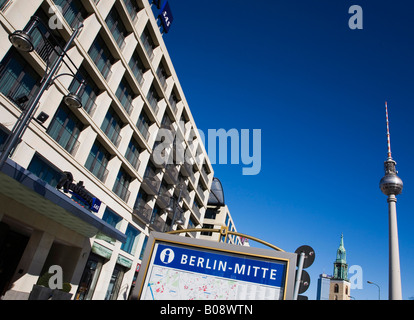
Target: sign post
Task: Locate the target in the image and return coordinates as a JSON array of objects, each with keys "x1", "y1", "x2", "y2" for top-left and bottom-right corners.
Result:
[{"x1": 130, "y1": 232, "x2": 297, "y2": 300}]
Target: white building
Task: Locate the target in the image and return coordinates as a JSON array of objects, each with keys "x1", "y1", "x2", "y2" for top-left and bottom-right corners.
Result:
[{"x1": 0, "y1": 0, "x2": 213, "y2": 300}]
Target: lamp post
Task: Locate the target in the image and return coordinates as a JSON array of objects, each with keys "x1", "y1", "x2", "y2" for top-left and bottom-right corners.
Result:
[
  {"x1": 0, "y1": 16, "x2": 85, "y2": 170},
  {"x1": 367, "y1": 281, "x2": 381, "y2": 300}
]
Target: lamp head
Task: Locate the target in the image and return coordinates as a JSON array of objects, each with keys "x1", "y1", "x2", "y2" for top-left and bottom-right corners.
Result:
[
  {"x1": 9, "y1": 31, "x2": 34, "y2": 52},
  {"x1": 8, "y1": 16, "x2": 40, "y2": 52},
  {"x1": 63, "y1": 93, "x2": 83, "y2": 109},
  {"x1": 64, "y1": 79, "x2": 86, "y2": 109}
]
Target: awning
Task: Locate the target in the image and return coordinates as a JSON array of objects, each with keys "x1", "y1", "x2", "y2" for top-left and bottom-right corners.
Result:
[{"x1": 0, "y1": 158, "x2": 126, "y2": 243}]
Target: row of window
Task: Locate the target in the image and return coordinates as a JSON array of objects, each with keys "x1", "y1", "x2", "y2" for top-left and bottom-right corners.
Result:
[{"x1": 0, "y1": 0, "x2": 210, "y2": 236}]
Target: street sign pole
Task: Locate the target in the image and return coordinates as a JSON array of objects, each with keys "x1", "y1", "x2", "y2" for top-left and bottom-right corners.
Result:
[{"x1": 293, "y1": 252, "x2": 305, "y2": 300}]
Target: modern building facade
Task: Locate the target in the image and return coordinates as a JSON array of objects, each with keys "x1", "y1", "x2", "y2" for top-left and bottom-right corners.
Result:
[
  {"x1": 0, "y1": 0, "x2": 214, "y2": 300},
  {"x1": 316, "y1": 273, "x2": 331, "y2": 300}
]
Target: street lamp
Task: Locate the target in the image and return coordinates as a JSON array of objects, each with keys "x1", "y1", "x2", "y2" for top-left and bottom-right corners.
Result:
[
  {"x1": 0, "y1": 16, "x2": 85, "y2": 169},
  {"x1": 367, "y1": 281, "x2": 381, "y2": 300}
]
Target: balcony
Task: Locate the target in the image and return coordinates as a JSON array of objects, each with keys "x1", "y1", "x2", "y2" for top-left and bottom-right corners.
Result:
[
  {"x1": 48, "y1": 120, "x2": 81, "y2": 157},
  {"x1": 132, "y1": 197, "x2": 152, "y2": 224},
  {"x1": 102, "y1": 126, "x2": 122, "y2": 148},
  {"x1": 113, "y1": 180, "x2": 131, "y2": 203},
  {"x1": 125, "y1": 148, "x2": 141, "y2": 171},
  {"x1": 196, "y1": 184, "x2": 206, "y2": 204},
  {"x1": 192, "y1": 202, "x2": 202, "y2": 221},
  {"x1": 164, "y1": 164, "x2": 178, "y2": 185},
  {"x1": 140, "y1": 32, "x2": 154, "y2": 61},
  {"x1": 146, "y1": 90, "x2": 159, "y2": 115},
  {"x1": 149, "y1": 212, "x2": 165, "y2": 232},
  {"x1": 156, "y1": 66, "x2": 168, "y2": 92},
  {"x1": 136, "y1": 120, "x2": 150, "y2": 141},
  {"x1": 122, "y1": 0, "x2": 140, "y2": 23},
  {"x1": 87, "y1": 160, "x2": 109, "y2": 183},
  {"x1": 180, "y1": 162, "x2": 192, "y2": 177},
  {"x1": 156, "y1": 184, "x2": 172, "y2": 209},
  {"x1": 168, "y1": 95, "x2": 177, "y2": 114},
  {"x1": 200, "y1": 168, "x2": 209, "y2": 184},
  {"x1": 141, "y1": 166, "x2": 161, "y2": 195}
]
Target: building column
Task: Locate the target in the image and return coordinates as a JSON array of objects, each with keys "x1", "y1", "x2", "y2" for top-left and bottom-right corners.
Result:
[{"x1": 3, "y1": 230, "x2": 54, "y2": 300}]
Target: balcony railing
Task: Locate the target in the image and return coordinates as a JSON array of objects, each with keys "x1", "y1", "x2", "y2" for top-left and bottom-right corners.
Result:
[
  {"x1": 132, "y1": 198, "x2": 152, "y2": 224},
  {"x1": 137, "y1": 120, "x2": 150, "y2": 141},
  {"x1": 125, "y1": 148, "x2": 141, "y2": 171},
  {"x1": 168, "y1": 95, "x2": 177, "y2": 114},
  {"x1": 88, "y1": 160, "x2": 109, "y2": 183},
  {"x1": 164, "y1": 164, "x2": 178, "y2": 185},
  {"x1": 47, "y1": 120, "x2": 81, "y2": 157},
  {"x1": 156, "y1": 67, "x2": 168, "y2": 91},
  {"x1": 141, "y1": 167, "x2": 161, "y2": 195},
  {"x1": 200, "y1": 168, "x2": 209, "y2": 184},
  {"x1": 140, "y1": 33, "x2": 154, "y2": 61},
  {"x1": 129, "y1": 62, "x2": 144, "y2": 87},
  {"x1": 123, "y1": 0, "x2": 139, "y2": 23},
  {"x1": 192, "y1": 203, "x2": 201, "y2": 221},
  {"x1": 56, "y1": 0, "x2": 85, "y2": 29},
  {"x1": 149, "y1": 212, "x2": 165, "y2": 232},
  {"x1": 113, "y1": 180, "x2": 131, "y2": 203},
  {"x1": 146, "y1": 91, "x2": 159, "y2": 115},
  {"x1": 197, "y1": 184, "x2": 206, "y2": 203}
]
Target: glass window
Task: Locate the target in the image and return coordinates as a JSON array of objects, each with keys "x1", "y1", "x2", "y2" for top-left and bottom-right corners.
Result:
[
  {"x1": 115, "y1": 78, "x2": 134, "y2": 114},
  {"x1": 102, "y1": 207, "x2": 122, "y2": 229},
  {"x1": 104, "y1": 264, "x2": 125, "y2": 300},
  {"x1": 88, "y1": 34, "x2": 114, "y2": 79},
  {"x1": 125, "y1": 139, "x2": 141, "y2": 170},
  {"x1": 105, "y1": 7, "x2": 128, "y2": 49},
  {"x1": 0, "y1": 48, "x2": 40, "y2": 107},
  {"x1": 113, "y1": 167, "x2": 131, "y2": 202},
  {"x1": 53, "y1": 0, "x2": 88, "y2": 28},
  {"x1": 85, "y1": 140, "x2": 110, "y2": 182},
  {"x1": 121, "y1": 224, "x2": 140, "y2": 254},
  {"x1": 128, "y1": 51, "x2": 145, "y2": 86},
  {"x1": 27, "y1": 153, "x2": 63, "y2": 187},
  {"x1": 47, "y1": 103, "x2": 83, "y2": 155},
  {"x1": 136, "y1": 110, "x2": 151, "y2": 140},
  {"x1": 101, "y1": 108, "x2": 123, "y2": 147},
  {"x1": 68, "y1": 65, "x2": 100, "y2": 115}
]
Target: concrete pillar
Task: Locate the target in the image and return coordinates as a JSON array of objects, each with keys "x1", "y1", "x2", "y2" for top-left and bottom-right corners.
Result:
[
  {"x1": 388, "y1": 195, "x2": 402, "y2": 300},
  {"x1": 3, "y1": 230, "x2": 54, "y2": 299}
]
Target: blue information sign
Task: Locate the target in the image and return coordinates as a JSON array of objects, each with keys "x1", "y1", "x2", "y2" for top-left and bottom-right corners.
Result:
[{"x1": 153, "y1": 243, "x2": 287, "y2": 288}]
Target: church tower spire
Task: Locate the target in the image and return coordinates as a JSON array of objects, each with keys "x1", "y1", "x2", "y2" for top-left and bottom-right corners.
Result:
[
  {"x1": 333, "y1": 233, "x2": 348, "y2": 280},
  {"x1": 329, "y1": 234, "x2": 351, "y2": 300}
]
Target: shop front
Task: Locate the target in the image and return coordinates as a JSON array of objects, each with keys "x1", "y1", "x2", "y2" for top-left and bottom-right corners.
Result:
[{"x1": 0, "y1": 158, "x2": 126, "y2": 299}]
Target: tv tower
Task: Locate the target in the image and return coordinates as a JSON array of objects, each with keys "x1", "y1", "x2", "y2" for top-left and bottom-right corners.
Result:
[{"x1": 379, "y1": 102, "x2": 403, "y2": 300}]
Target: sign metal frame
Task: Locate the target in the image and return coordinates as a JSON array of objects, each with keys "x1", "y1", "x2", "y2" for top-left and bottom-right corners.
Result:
[{"x1": 130, "y1": 231, "x2": 297, "y2": 300}]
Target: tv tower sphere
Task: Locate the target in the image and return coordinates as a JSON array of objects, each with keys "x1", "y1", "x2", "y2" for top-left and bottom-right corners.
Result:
[{"x1": 380, "y1": 160, "x2": 403, "y2": 196}]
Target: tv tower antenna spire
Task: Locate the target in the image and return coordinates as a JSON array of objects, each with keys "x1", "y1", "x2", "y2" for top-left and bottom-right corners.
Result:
[
  {"x1": 386, "y1": 102, "x2": 392, "y2": 160},
  {"x1": 379, "y1": 102, "x2": 403, "y2": 300}
]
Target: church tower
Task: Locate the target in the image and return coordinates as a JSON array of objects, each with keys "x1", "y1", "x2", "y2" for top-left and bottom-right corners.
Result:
[{"x1": 329, "y1": 234, "x2": 351, "y2": 300}]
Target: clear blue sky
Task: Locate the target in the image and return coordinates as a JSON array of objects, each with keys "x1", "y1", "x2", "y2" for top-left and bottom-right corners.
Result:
[{"x1": 159, "y1": 0, "x2": 414, "y2": 300}]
